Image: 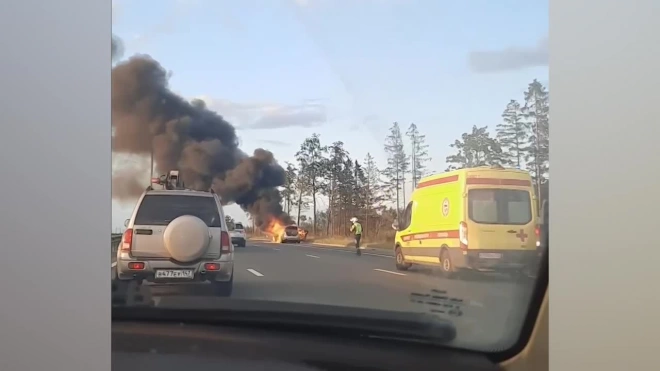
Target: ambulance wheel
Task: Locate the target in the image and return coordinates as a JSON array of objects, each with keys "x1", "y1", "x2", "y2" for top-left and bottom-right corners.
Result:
[
  {"x1": 395, "y1": 246, "x2": 411, "y2": 271},
  {"x1": 440, "y1": 249, "x2": 458, "y2": 279}
]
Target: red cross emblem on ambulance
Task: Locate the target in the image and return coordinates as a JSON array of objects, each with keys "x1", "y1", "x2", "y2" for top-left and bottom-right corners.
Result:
[{"x1": 516, "y1": 229, "x2": 528, "y2": 242}]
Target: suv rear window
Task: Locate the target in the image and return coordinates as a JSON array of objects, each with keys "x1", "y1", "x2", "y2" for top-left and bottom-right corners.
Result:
[
  {"x1": 134, "y1": 194, "x2": 222, "y2": 227},
  {"x1": 468, "y1": 189, "x2": 532, "y2": 225},
  {"x1": 234, "y1": 223, "x2": 244, "y2": 230}
]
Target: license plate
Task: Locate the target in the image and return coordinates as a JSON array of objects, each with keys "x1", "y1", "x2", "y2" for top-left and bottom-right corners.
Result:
[
  {"x1": 479, "y1": 253, "x2": 502, "y2": 259},
  {"x1": 155, "y1": 269, "x2": 194, "y2": 279}
]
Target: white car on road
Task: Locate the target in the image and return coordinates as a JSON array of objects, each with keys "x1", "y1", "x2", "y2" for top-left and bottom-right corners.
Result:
[
  {"x1": 230, "y1": 222, "x2": 247, "y2": 248},
  {"x1": 114, "y1": 186, "x2": 234, "y2": 296}
]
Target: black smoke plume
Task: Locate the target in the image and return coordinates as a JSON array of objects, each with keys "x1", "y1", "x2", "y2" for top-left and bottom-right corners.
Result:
[
  {"x1": 112, "y1": 34, "x2": 123, "y2": 62},
  {"x1": 111, "y1": 35, "x2": 292, "y2": 228}
]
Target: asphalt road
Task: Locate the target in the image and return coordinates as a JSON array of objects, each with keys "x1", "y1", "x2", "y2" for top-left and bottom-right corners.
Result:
[{"x1": 111, "y1": 240, "x2": 538, "y2": 350}]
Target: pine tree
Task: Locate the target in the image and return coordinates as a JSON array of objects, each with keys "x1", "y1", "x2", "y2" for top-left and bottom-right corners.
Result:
[
  {"x1": 496, "y1": 100, "x2": 529, "y2": 168},
  {"x1": 446, "y1": 125, "x2": 504, "y2": 170},
  {"x1": 338, "y1": 158, "x2": 356, "y2": 231},
  {"x1": 405, "y1": 123, "x2": 431, "y2": 188},
  {"x1": 281, "y1": 162, "x2": 298, "y2": 216},
  {"x1": 522, "y1": 79, "x2": 550, "y2": 201},
  {"x1": 362, "y1": 153, "x2": 384, "y2": 238},
  {"x1": 295, "y1": 134, "x2": 327, "y2": 231},
  {"x1": 382, "y1": 122, "x2": 409, "y2": 221},
  {"x1": 326, "y1": 141, "x2": 349, "y2": 235},
  {"x1": 363, "y1": 153, "x2": 385, "y2": 210},
  {"x1": 293, "y1": 165, "x2": 310, "y2": 226}
]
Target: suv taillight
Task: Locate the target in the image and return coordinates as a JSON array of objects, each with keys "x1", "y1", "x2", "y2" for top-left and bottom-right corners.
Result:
[
  {"x1": 459, "y1": 222, "x2": 468, "y2": 251},
  {"x1": 121, "y1": 229, "x2": 133, "y2": 252},
  {"x1": 221, "y1": 231, "x2": 232, "y2": 253}
]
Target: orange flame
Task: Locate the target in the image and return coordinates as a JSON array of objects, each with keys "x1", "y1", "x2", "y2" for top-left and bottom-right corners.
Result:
[{"x1": 263, "y1": 217, "x2": 287, "y2": 242}]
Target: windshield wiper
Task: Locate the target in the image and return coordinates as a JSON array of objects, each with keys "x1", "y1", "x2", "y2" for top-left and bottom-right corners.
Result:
[{"x1": 112, "y1": 299, "x2": 457, "y2": 345}]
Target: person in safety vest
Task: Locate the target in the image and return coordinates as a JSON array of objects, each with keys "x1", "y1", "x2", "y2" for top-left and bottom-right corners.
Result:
[{"x1": 349, "y1": 217, "x2": 363, "y2": 255}]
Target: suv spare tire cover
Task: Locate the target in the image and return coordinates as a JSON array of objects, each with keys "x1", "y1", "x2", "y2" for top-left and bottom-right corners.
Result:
[{"x1": 163, "y1": 215, "x2": 210, "y2": 262}]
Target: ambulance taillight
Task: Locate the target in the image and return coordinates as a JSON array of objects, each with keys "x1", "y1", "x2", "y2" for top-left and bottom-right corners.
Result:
[
  {"x1": 535, "y1": 225, "x2": 541, "y2": 247},
  {"x1": 459, "y1": 221, "x2": 468, "y2": 251}
]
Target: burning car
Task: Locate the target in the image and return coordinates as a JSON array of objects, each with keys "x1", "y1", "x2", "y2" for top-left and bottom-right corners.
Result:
[
  {"x1": 276, "y1": 225, "x2": 301, "y2": 243},
  {"x1": 264, "y1": 219, "x2": 301, "y2": 244}
]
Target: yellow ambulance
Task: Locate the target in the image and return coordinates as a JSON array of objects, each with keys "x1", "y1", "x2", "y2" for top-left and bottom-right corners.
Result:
[{"x1": 393, "y1": 166, "x2": 540, "y2": 278}]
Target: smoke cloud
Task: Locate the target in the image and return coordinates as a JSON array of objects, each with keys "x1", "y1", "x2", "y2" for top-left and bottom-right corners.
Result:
[
  {"x1": 111, "y1": 35, "x2": 292, "y2": 228},
  {"x1": 112, "y1": 34, "x2": 124, "y2": 62}
]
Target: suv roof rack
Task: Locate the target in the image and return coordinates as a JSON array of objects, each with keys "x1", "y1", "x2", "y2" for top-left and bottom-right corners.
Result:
[
  {"x1": 147, "y1": 170, "x2": 185, "y2": 190},
  {"x1": 144, "y1": 170, "x2": 218, "y2": 195}
]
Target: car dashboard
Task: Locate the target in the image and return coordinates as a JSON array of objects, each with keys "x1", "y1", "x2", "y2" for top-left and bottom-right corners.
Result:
[{"x1": 112, "y1": 321, "x2": 501, "y2": 371}]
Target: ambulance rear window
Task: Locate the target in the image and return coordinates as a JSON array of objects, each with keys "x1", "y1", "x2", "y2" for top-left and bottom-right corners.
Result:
[{"x1": 468, "y1": 189, "x2": 532, "y2": 225}]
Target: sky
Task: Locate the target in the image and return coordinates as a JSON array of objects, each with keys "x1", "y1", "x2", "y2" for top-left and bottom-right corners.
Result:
[{"x1": 111, "y1": 0, "x2": 548, "y2": 232}]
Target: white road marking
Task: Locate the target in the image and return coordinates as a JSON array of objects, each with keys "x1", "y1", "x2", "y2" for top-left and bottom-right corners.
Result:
[
  {"x1": 373, "y1": 268, "x2": 406, "y2": 276},
  {"x1": 247, "y1": 268, "x2": 264, "y2": 277},
  {"x1": 306, "y1": 245, "x2": 394, "y2": 259},
  {"x1": 365, "y1": 253, "x2": 394, "y2": 258},
  {"x1": 111, "y1": 262, "x2": 117, "y2": 267},
  {"x1": 273, "y1": 248, "x2": 280, "y2": 251},
  {"x1": 306, "y1": 254, "x2": 320, "y2": 259}
]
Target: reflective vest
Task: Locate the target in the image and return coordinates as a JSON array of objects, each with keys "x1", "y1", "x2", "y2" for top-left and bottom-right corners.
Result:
[{"x1": 351, "y1": 222, "x2": 362, "y2": 235}]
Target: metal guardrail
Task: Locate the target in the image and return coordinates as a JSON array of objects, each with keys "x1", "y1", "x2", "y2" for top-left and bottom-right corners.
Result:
[{"x1": 111, "y1": 234, "x2": 121, "y2": 255}]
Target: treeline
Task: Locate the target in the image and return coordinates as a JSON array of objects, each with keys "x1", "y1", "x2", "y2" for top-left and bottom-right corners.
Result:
[
  {"x1": 278, "y1": 123, "x2": 431, "y2": 241},
  {"x1": 280, "y1": 78, "x2": 549, "y2": 241},
  {"x1": 280, "y1": 134, "x2": 396, "y2": 241},
  {"x1": 445, "y1": 79, "x2": 549, "y2": 201}
]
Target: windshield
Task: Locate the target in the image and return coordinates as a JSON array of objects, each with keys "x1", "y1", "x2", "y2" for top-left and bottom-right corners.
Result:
[{"x1": 111, "y1": 1, "x2": 548, "y2": 354}]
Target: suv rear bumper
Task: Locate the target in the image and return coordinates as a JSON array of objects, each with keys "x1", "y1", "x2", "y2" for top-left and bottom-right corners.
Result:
[
  {"x1": 116, "y1": 254, "x2": 233, "y2": 283},
  {"x1": 449, "y1": 249, "x2": 537, "y2": 271}
]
